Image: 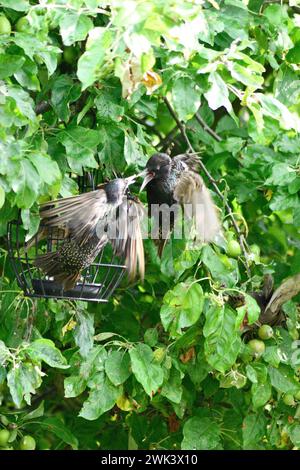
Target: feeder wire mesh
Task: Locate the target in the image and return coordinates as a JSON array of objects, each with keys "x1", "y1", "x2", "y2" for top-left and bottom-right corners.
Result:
[{"x1": 7, "y1": 171, "x2": 129, "y2": 303}]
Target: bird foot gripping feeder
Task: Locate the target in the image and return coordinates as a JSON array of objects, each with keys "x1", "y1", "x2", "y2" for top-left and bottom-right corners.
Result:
[{"x1": 7, "y1": 172, "x2": 127, "y2": 303}]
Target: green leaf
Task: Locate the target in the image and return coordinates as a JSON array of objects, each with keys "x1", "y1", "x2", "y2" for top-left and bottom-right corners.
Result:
[
  {"x1": 182, "y1": 417, "x2": 222, "y2": 450},
  {"x1": 204, "y1": 72, "x2": 233, "y2": 115},
  {"x1": 264, "y1": 4, "x2": 287, "y2": 26},
  {"x1": 288, "y1": 424, "x2": 300, "y2": 447},
  {"x1": 13, "y1": 34, "x2": 60, "y2": 75},
  {"x1": 242, "y1": 413, "x2": 267, "y2": 450},
  {"x1": 257, "y1": 93, "x2": 299, "y2": 131},
  {"x1": 14, "y1": 57, "x2": 40, "y2": 91},
  {"x1": 79, "y1": 373, "x2": 121, "y2": 420},
  {"x1": 235, "y1": 294, "x2": 260, "y2": 330},
  {"x1": 172, "y1": 77, "x2": 201, "y2": 122},
  {"x1": 160, "y1": 280, "x2": 204, "y2": 337},
  {"x1": 59, "y1": 13, "x2": 93, "y2": 46},
  {"x1": 185, "y1": 344, "x2": 210, "y2": 386},
  {"x1": 263, "y1": 345, "x2": 281, "y2": 367},
  {"x1": 286, "y1": 43, "x2": 300, "y2": 64},
  {"x1": 40, "y1": 417, "x2": 78, "y2": 449},
  {"x1": 203, "y1": 304, "x2": 242, "y2": 373},
  {"x1": 74, "y1": 311, "x2": 94, "y2": 358},
  {"x1": 10, "y1": 159, "x2": 40, "y2": 209},
  {"x1": 0, "y1": 55, "x2": 25, "y2": 79},
  {"x1": 144, "y1": 328, "x2": 158, "y2": 347},
  {"x1": 274, "y1": 65, "x2": 300, "y2": 107},
  {"x1": 173, "y1": 249, "x2": 200, "y2": 281},
  {"x1": 124, "y1": 134, "x2": 145, "y2": 167},
  {"x1": 77, "y1": 28, "x2": 112, "y2": 89},
  {"x1": 105, "y1": 351, "x2": 131, "y2": 386},
  {"x1": 79, "y1": 346, "x2": 107, "y2": 379},
  {"x1": 228, "y1": 62, "x2": 264, "y2": 88},
  {"x1": 94, "y1": 332, "x2": 118, "y2": 342},
  {"x1": 0, "y1": 0, "x2": 29, "y2": 10},
  {"x1": 51, "y1": 75, "x2": 81, "y2": 122},
  {"x1": 21, "y1": 209, "x2": 40, "y2": 238},
  {"x1": 268, "y1": 365, "x2": 300, "y2": 394},
  {"x1": 288, "y1": 178, "x2": 300, "y2": 195},
  {"x1": 173, "y1": 325, "x2": 202, "y2": 351},
  {"x1": 57, "y1": 127, "x2": 102, "y2": 173},
  {"x1": 27, "y1": 153, "x2": 61, "y2": 186},
  {"x1": 266, "y1": 163, "x2": 296, "y2": 186},
  {"x1": 246, "y1": 363, "x2": 268, "y2": 383},
  {"x1": 0, "y1": 340, "x2": 10, "y2": 365},
  {"x1": 219, "y1": 370, "x2": 247, "y2": 389},
  {"x1": 201, "y1": 245, "x2": 239, "y2": 287},
  {"x1": 161, "y1": 366, "x2": 183, "y2": 404},
  {"x1": 26, "y1": 339, "x2": 69, "y2": 369},
  {"x1": 98, "y1": 125, "x2": 126, "y2": 172},
  {"x1": 269, "y1": 192, "x2": 299, "y2": 211},
  {"x1": 95, "y1": 91, "x2": 124, "y2": 123},
  {"x1": 129, "y1": 344, "x2": 164, "y2": 397},
  {"x1": 5, "y1": 85, "x2": 36, "y2": 122},
  {"x1": 64, "y1": 376, "x2": 87, "y2": 398},
  {"x1": 7, "y1": 362, "x2": 42, "y2": 408},
  {"x1": 251, "y1": 382, "x2": 272, "y2": 409},
  {"x1": 220, "y1": 4, "x2": 249, "y2": 40},
  {"x1": 22, "y1": 401, "x2": 45, "y2": 421}
]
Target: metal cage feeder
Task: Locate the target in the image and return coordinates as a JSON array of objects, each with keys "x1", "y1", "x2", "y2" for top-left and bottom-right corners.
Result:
[{"x1": 7, "y1": 171, "x2": 127, "y2": 303}]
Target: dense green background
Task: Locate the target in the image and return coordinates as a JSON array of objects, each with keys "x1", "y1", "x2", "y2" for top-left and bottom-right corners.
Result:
[{"x1": 0, "y1": 0, "x2": 300, "y2": 450}]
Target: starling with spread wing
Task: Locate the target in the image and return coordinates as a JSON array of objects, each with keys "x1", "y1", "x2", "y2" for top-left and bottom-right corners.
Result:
[
  {"x1": 140, "y1": 153, "x2": 221, "y2": 256},
  {"x1": 30, "y1": 176, "x2": 145, "y2": 290}
]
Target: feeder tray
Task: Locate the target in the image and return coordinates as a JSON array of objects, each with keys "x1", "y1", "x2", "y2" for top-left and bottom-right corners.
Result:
[{"x1": 7, "y1": 171, "x2": 127, "y2": 303}]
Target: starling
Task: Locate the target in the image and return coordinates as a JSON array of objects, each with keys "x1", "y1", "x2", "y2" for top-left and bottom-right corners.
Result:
[
  {"x1": 31, "y1": 176, "x2": 145, "y2": 290},
  {"x1": 140, "y1": 153, "x2": 221, "y2": 256}
]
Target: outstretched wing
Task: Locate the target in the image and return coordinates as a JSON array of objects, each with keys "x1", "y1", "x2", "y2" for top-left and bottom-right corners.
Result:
[
  {"x1": 38, "y1": 188, "x2": 109, "y2": 245},
  {"x1": 261, "y1": 273, "x2": 300, "y2": 325},
  {"x1": 173, "y1": 153, "x2": 201, "y2": 173},
  {"x1": 110, "y1": 195, "x2": 145, "y2": 281},
  {"x1": 173, "y1": 170, "x2": 221, "y2": 243}
]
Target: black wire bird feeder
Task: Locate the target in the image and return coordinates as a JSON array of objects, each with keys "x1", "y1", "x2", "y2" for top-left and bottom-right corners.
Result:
[{"x1": 7, "y1": 171, "x2": 127, "y2": 303}]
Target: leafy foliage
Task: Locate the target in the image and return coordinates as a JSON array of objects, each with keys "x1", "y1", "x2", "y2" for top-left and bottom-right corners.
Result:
[{"x1": 0, "y1": 0, "x2": 300, "y2": 451}]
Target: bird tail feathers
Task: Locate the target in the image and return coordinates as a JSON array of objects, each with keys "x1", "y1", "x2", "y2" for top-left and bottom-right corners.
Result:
[
  {"x1": 34, "y1": 252, "x2": 80, "y2": 290},
  {"x1": 192, "y1": 184, "x2": 221, "y2": 242},
  {"x1": 174, "y1": 171, "x2": 222, "y2": 243}
]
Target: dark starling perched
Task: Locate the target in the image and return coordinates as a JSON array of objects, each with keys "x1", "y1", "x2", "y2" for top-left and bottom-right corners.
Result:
[
  {"x1": 30, "y1": 176, "x2": 145, "y2": 290},
  {"x1": 140, "y1": 153, "x2": 221, "y2": 256}
]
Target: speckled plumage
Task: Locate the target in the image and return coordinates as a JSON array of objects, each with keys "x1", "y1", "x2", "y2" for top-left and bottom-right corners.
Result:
[
  {"x1": 32, "y1": 177, "x2": 144, "y2": 290},
  {"x1": 34, "y1": 234, "x2": 104, "y2": 290},
  {"x1": 141, "y1": 153, "x2": 221, "y2": 256}
]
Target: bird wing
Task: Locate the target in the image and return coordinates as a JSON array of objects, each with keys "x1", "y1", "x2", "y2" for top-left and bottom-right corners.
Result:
[
  {"x1": 173, "y1": 153, "x2": 201, "y2": 172},
  {"x1": 173, "y1": 170, "x2": 221, "y2": 243},
  {"x1": 261, "y1": 273, "x2": 300, "y2": 325},
  {"x1": 110, "y1": 195, "x2": 145, "y2": 281},
  {"x1": 39, "y1": 189, "x2": 109, "y2": 246}
]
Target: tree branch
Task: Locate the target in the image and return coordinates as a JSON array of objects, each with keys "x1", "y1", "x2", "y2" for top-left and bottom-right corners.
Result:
[
  {"x1": 261, "y1": 273, "x2": 300, "y2": 325},
  {"x1": 195, "y1": 112, "x2": 222, "y2": 142},
  {"x1": 157, "y1": 126, "x2": 179, "y2": 152},
  {"x1": 163, "y1": 96, "x2": 251, "y2": 278}
]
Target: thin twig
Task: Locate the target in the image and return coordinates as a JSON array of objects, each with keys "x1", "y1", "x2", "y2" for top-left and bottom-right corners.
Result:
[
  {"x1": 163, "y1": 97, "x2": 251, "y2": 278},
  {"x1": 158, "y1": 126, "x2": 180, "y2": 151},
  {"x1": 195, "y1": 112, "x2": 222, "y2": 142},
  {"x1": 129, "y1": 115, "x2": 163, "y2": 140}
]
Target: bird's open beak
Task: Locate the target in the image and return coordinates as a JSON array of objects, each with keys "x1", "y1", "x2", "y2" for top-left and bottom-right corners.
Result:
[
  {"x1": 125, "y1": 174, "x2": 138, "y2": 186},
  {"x1": 139, "y1": 170, "x2": 155, "y2": 192}
]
